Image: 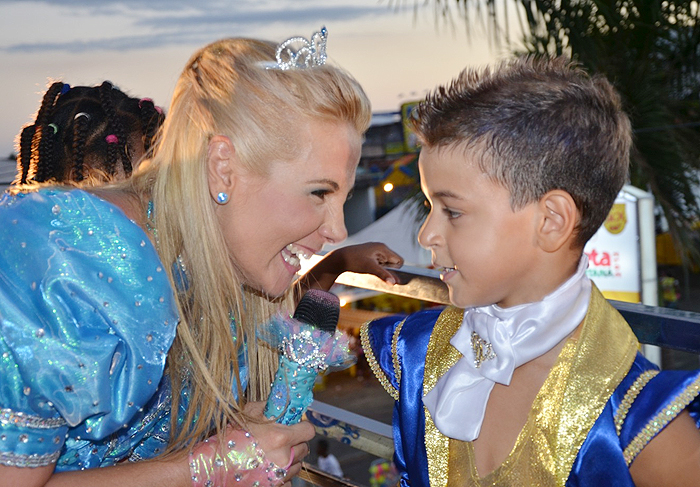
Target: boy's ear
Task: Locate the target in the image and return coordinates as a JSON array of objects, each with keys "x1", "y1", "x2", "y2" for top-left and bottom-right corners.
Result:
[
  {"x1": 207, "y1": 135, "x2": 236, "y2": 201},
  {"x1": 536, "y1": 190, "x2": 578, "y2": 252}
]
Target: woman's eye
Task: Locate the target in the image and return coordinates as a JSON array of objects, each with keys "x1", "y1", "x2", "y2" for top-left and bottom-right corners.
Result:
[{"x1": 312, "y1": 189, "x2": 331, "y2": 199}]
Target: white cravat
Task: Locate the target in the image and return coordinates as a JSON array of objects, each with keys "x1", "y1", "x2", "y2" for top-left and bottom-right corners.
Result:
[{"x1": 423, "y1": 256, "x2": 591, "y2": 441}]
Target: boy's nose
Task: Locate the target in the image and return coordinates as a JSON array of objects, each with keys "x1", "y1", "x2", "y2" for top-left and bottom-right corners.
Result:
[{"x1": 418, "y1": 214, "x2": 438, "y2": 249}]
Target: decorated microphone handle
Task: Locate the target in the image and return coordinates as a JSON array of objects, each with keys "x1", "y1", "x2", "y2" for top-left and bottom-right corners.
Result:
[{"x1": 261, "y1": 314, "x2": 354, "y2": 424}]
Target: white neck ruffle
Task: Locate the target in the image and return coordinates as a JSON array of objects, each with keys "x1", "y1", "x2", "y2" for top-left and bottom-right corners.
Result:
[{"x1": 422, "y1": 256, "x2": 591, "y2": 441}]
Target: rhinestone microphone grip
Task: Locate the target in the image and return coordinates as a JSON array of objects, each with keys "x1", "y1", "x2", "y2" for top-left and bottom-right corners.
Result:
[
  {"x1": 262, "y1": 290, "x2": 353, "y2": 425},
  {"x1": 265, "y1": 355, "x2": 320, "y2": 425}
]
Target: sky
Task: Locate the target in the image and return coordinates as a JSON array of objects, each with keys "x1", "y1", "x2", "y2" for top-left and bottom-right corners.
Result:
[{"x1": 0, "y1": 0, "x2": 518, "y2": 159}]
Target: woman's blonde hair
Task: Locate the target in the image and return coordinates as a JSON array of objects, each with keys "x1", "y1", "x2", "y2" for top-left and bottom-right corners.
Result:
[{"x1": 119, "y1": 37, "x2": 371, "y2": 452}]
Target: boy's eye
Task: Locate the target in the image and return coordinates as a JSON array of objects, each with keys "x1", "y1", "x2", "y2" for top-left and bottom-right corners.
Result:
[
  {"x1": 423, "y1": 200, "x2": 432, "y2": 210},
  {"x1": 442, "y1": 207, "x2": 461, "y2": 219}
]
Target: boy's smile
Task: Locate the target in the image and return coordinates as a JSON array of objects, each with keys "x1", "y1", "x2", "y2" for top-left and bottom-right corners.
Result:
[{"x1": 417, "y1": 145, "x2": 545, "y2": 309}]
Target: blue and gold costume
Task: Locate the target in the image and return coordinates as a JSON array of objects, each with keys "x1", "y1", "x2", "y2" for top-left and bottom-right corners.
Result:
[
  {"x1": 361, "y1": 286, "x2": 700, "y2": 486},
  {"x1": 0, "y1": 189, "x2": 241, "y2": 470}
]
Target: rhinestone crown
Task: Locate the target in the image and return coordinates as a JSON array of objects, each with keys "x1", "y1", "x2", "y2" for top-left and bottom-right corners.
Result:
[{"x1": 265, "y1": 26, "x2": 328, "y2": 70}]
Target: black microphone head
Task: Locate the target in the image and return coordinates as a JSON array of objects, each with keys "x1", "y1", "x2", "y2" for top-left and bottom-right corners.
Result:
[{"x1": 293, "y1": 289, "x2": 340, "y2": 333}]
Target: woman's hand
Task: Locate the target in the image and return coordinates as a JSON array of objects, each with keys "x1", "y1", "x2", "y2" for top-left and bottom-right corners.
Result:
[
  {"x1": 244, "y1": 402, "x2": 314, "y2": 484},
  {"x1": 189, "y1": 401, "x2": 313, "y2": 487},
  {"x1": 300, "y1": 242, "x2": 404, "y2": 292}
]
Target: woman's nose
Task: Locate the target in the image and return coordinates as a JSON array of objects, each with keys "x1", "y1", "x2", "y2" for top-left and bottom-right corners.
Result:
[{"x1": 319, "y1": 205, "x2": 348, "y2": 244}]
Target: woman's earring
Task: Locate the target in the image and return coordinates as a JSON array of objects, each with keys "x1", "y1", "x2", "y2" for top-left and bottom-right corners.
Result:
[{"x1": 216, "y1": 192, "x2": 229, "y2": 204}]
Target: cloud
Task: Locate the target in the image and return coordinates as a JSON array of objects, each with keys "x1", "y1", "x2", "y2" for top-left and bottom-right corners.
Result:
[
  {"x1": 3, "y1": 32, "x2": 204, "y2": 53},
  {"x1": 0, "y1": 1, "x2": 390, "y2": 53},
  {"x1": 0, "y1": 0, "x2": 220, "y2": 10},
  {"x1": 136, "y1": 5, "x2": 383, "y2": 29}
]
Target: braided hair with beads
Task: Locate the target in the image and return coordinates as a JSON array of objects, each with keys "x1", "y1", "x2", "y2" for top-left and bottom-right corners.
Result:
[{"x1": 15, "y1": 81, "x2": 165, "y2": 185}]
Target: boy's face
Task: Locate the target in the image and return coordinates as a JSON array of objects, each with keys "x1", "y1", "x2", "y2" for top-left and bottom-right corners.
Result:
[{"x1": 418, "y1": 146, "x2": 542, "y2": 309}]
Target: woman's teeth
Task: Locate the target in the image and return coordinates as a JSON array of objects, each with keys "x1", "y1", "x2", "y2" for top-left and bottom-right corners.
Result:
[{"x1": 283, "y1": 244, "x2": 311, "y2": 266}]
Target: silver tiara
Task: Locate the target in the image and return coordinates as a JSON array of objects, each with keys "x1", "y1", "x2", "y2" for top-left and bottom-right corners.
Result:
[{"x1": 262, "y1": 26, "x2": 328, "y2": 70}]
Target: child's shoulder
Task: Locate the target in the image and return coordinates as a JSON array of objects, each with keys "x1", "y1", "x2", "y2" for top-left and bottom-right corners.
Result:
[
  {"x1": 361, "y1": 307, "x2": 452, "y2": 355},
  {"x1": 614, "y1": 352, "x2": 700, "y2": 459},
  {"x1": 361, "y1": 306, "x2": 460, "y2": 399},
  {"x1": 572, "y1": 351, "x2": 700, "y2": 486}
]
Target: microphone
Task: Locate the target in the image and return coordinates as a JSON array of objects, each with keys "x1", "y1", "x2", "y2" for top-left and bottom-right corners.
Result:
[
  {"x1": 291, "y1": 288, "x2": 340, "y2": 335},
  {"x1": 263, "y1": 289, "x2": 351, "y2": 425}
]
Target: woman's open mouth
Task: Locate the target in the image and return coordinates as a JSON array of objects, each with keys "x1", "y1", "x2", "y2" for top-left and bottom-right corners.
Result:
[{"x1": 281, "y1": 243, "x2": 312, "y2": 269}]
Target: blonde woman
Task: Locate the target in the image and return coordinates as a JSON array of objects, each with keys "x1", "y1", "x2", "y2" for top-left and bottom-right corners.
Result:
[{"x1": 0, "y1": 30, "x2": 392, "y2": 487}]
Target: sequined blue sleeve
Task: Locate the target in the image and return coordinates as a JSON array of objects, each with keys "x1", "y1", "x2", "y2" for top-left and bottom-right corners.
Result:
[{"x1": 0, "y1": 189, "x2": 179, "y2": 467}]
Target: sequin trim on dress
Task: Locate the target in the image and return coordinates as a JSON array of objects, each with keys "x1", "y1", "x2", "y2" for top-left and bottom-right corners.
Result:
[
  {"x1": 129, "y1": 396, "x2": 170, "y2": 437},
  {"x1": 614, "y1": 370, "x2": 659, "y2": 436},
  {"x1": 0, "y1": 409, "x2": 67, "y2": 429},
  {"x1": 623, "y1": 374, "x2": 700, "y2": 465},
  {"x1": 0, "y1": 449, "x2": 61, "y2": 467},
  {"x1": 360, "y1": 320, "x2": 399, "y2": 401}
]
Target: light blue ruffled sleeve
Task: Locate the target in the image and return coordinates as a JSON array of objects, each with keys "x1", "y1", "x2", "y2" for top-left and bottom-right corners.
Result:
[{"x1": 0, "y1": 189, "x2": 179, "y2": 467}]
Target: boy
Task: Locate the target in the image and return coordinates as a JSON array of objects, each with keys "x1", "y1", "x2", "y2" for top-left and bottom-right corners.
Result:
[{"x1": 361, "y1": 57, "x2": 700, "y2": 486}]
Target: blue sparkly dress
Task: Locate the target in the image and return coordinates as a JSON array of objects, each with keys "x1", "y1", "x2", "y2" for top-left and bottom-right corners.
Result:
[{"x1": 0, "y1": 188, "x2": 208, "y2": 471}]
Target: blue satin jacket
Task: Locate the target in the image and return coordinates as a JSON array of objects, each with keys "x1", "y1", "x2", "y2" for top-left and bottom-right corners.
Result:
[{"x1": 362, "y1": 295, "x2": 700, "y2": 487}]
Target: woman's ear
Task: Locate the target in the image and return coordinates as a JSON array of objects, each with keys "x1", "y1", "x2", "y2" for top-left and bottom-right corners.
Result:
[
  {"x1": 207, "y1": 135, "x2": 236, "y2": 202},
  {"x1": 536, "y1": 190, "x2": 579, "y2": 252}
]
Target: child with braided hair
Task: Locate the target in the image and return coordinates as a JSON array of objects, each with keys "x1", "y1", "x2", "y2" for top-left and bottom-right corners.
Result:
[{"x1": 14, "y1": 80, "x2": 164, "y2": 186}]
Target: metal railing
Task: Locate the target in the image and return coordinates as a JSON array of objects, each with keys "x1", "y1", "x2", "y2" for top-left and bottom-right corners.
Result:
[{"x1": 300, "y1": 265, "x2": 700, "y2": 486}]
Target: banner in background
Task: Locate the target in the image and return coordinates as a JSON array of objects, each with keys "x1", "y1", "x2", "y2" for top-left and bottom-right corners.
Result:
[
  {"x1": 584, "y1": 192, "x2": 641, "y2": 303},
  {"x1": 400, "y1": 101, "x2": 420, "y2": 153}
]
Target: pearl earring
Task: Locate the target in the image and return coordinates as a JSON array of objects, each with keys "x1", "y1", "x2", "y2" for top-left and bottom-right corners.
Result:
[{"x1": 216, "y1": 192, "x2": 229, "y2": 204}]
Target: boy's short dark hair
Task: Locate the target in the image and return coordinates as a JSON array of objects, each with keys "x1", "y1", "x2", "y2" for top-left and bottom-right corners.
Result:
[{"x1": 411, "y1": 56, "x2": 632, "y2": 247}]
